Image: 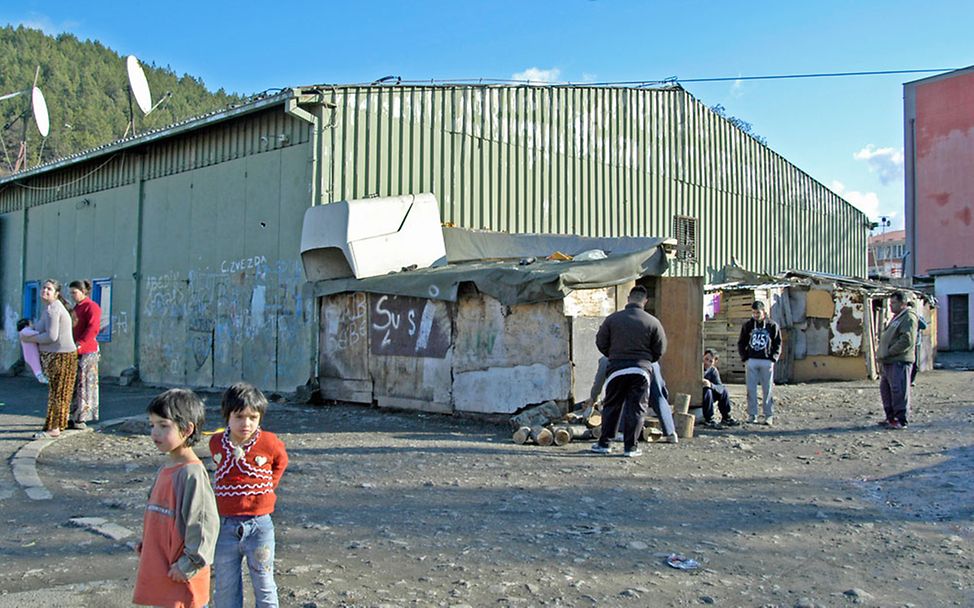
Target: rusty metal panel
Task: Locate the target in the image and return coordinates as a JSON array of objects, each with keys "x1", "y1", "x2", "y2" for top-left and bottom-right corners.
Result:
[{"x1": 829, "y1": 290, "x2": 864, "y2": 356}]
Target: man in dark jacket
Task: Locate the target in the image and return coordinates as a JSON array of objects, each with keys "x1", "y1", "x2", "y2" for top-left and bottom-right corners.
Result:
[
  {"x1": 701, "y1": 349, "x2": 739, "y2": 427},
  {"x1": 737, "y1": 300, "x2": 782, "y2": 425},
  {"x1": 591, "y1": 285, "x2": 676, "y2": 457}
]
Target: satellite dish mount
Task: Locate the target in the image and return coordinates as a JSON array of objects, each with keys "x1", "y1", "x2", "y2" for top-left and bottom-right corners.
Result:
[{"x1": 0, "y1": 65, "x2": 50, "y2": 172}]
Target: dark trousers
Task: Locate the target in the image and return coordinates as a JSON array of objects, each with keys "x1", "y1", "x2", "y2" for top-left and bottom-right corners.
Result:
[
  {"x1": 599, "y1": 374, "x2": 649, "y2": 452},
  {"x1": 702, "y1": 386, "x2": 732, "y2": 421},
  {"x1": 880, "y1": 362, "x2": 911, "y2": 424}
]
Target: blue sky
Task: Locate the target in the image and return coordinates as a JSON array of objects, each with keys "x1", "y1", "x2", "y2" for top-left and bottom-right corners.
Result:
[{"x1": 4, "y1": 0, "x2": 972, "y2": 230}]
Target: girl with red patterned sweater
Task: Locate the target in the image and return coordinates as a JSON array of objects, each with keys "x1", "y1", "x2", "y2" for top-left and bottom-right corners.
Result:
[{"x1": 209, "y1": 383, "x2": 288, "y2": 608}]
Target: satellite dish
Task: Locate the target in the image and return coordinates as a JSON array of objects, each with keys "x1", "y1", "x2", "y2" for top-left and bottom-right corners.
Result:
[
  {"x1": 126, "y1": 55, "x2": 152, "y2": 115},
  {"x1": 31, "y1": 87, "x2": 50, "y2": 137}
]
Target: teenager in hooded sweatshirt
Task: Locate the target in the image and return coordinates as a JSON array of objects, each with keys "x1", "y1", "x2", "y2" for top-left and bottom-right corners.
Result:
[{"x1": 737, "y1": 300, "x2": 782, "y2": 426}]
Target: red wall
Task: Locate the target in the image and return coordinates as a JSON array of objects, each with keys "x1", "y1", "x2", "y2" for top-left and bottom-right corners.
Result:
[{"x1": 914, "y1": 72, "x2": 974, "y2": 274}]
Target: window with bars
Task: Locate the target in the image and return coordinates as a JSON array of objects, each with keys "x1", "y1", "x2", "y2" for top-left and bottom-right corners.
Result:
[{"x1": 673, "y1": 215, "x2": 698, "y2": 262}]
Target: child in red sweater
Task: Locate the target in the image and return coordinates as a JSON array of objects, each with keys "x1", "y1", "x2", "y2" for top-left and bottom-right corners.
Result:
[{"x1": 209, "y1": 383, "x2": 288, "y2": 608}]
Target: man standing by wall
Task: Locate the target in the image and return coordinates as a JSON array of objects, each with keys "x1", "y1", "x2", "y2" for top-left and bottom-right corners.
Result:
[
  {"x1": 878, "y1": 291, "x2": 918, "y2": 429},
  {"x1": 737, "y1": 300, "x2": 782, "y2": 426},
  {"x1": 591, "y1": 285, "x2": 675, "y2": 457}
]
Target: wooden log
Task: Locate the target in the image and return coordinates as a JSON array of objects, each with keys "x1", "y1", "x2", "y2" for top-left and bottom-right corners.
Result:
[
  {"x1": 673, "y1": 412, "x2": 695, "y2": 439},
  {"x1": 531, "y1": 426, "x2": 554, "y2": 447},
  {"x1": 672, "y1": 393, "x2": 691, "y2": 415},
  {"x1": 644, "y1": 417, "x2": 662, "y2": 431},
  {"x1": 642, "y1": 426, "x2": 664, "y2": 443},
  {"x1": 512, "y1": 426, "x2": 532, "y2": 445},
  {"x1": 552, "y1": 426, "x2": 572, "y2": 446},
  {"x1": 566, "y1": 424, "x2": 594, "y2": 441},
  {"x1": 585, "y1": 412, "x2": 602, "y2": 429}
]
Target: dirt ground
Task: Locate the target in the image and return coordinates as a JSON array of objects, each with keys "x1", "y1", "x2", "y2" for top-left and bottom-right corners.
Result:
[{"x1": 1, "y1": 366, "x2": 973, "y2": 608}]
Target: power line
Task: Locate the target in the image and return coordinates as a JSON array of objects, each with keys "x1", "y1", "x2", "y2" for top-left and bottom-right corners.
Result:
[
  {"x1": 395, "y1": 68, "x2": 959, "y2": 88},
  {"x1": 671, "y1": 68, "x2": 959, "y2": 84}
]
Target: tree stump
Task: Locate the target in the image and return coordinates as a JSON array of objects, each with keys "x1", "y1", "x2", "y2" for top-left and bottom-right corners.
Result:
[
  {"x1": 552, "y1": 426, "x2": 572, "y2": 446},
  {"x1": 673, "y1": 412, "x2": 695, "y2": 439},
  {"x1": 531, "y1": 426, "x2": 554, "y2": 447},
  {"x1": 512, "y1": 426, "x2": 532, "y2": 445}
]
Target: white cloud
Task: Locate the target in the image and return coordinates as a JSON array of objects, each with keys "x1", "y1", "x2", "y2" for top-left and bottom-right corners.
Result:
[
  {"x1": 829, "y1": 180, "x2": 888, "y2": 221},
  {"x1": 580, "y1": 72, "x2": 598, "y2": 83},
  {"x1": 853, "y1": 144, "x2": 904, "y2": 186},
  {"x1": 15, "y1": 14, "x2": 78, "y2": 35},
  {"x1": 729, "y1": 78, "x2": 744, "y2": 98},
  {"x1": 512, "y1": 67, "x2": 561, "y2": 85}
]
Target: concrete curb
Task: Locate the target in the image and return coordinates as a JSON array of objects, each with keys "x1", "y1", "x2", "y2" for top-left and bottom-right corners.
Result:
[{"x1": 11, "y1": 429, "x2": 88, "y2": 500}]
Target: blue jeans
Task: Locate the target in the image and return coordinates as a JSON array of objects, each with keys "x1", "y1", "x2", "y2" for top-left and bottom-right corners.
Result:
[{"x1": 213, "y1": 514, "x2": 278, "y2": 608}]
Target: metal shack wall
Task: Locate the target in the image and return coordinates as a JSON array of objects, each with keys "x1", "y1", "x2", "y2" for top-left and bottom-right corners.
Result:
[
  {"x1": 320, "y1": 86, "x2": 867, "y2": 281},
  {"x1": 0, "y1": 108, "x2": 314, "y2": 391}
]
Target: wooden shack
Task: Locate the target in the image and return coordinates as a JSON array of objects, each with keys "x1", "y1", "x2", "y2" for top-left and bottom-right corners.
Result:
[
  {"x1": 704, "y1": 271, "x2": 936, "y2": 383},
  {"x1": 309, "y1": 230, "x2": 704, "y2": 416}
]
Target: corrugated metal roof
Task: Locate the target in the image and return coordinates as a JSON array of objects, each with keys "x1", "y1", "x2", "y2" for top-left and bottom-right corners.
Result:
[{"x1": 0, "y1": 90, "x2": 293, "y2": 185}]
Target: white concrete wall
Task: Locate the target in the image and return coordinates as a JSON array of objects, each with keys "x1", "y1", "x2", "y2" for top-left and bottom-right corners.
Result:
[{"x1": 934, "y1": 274, "x2": 974, "y2": 350}]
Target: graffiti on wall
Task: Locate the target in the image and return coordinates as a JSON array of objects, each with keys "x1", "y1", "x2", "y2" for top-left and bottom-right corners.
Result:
[
  {"x1": 329, "y1": 292, "x2": 368, "y2": 352},
  {"x1": 369, "y1": 294, "x2": 450, "y2": 358},
  {"x1": 140, "y1": 257, "x2": 309, "y2": 384}
]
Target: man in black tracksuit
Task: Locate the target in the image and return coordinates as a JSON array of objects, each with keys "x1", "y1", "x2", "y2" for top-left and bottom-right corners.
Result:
[{"x1": 592, "y1": 285, "x2": 672, "y2": 457}]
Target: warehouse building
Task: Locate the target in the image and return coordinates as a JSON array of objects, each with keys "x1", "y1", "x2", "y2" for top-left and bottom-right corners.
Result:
[{"x1": 0, "y1": 84, "x2": 869, "y2": 392}]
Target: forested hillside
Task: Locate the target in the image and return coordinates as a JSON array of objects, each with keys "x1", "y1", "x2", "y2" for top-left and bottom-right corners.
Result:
[{"x1": 0, "y1": 25, "x2": 246, "y2": 176}]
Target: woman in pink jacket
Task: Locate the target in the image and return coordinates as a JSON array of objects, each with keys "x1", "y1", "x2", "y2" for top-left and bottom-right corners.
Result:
[{"x1": 21, "y1": 279, "x2": 77, "y2": 438}]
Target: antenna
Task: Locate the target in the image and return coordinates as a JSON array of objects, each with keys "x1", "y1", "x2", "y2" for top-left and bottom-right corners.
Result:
[
  {"x1": 1, "y1": 66, "x2": 51, "y2": 172},
  {"x1": 124, "y1": 55, "x2": 153, "y2": 138}
]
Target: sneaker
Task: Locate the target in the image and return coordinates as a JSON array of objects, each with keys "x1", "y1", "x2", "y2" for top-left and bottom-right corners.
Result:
[
  {"x1": 721, "y1": 417, "x2": 740, "y2": 427},
  {"x1": 764, "y1": 416, "x2": 774, "y2": 426},
  {"x1": 746, "y1": 415, "x2": 759, "y2": 424},
  {"x1": 888, "y1": 420, "x2": 907, "y2": 430},
  {"x1": 662, "y1": 434, "x2": 679, "y2": 444},
  {"x1": 590, "y1": 444, "x2": 612, "y2": 454},
  {"x1": 68, "y1": 421, "x2": 87, "y2": 430},
  {"x1": 702, "y1": 419, "x2": 719, "y2": 428},
  {"x1": 623, "y1": 448, "x2": 643, "y2": 458},
  {"x1": 877, "y1": 419, "x2": 893, "y2": 427}
]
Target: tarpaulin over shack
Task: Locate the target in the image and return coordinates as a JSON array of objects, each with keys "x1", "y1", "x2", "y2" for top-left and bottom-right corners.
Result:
[{"x1": 309, "y1": 230, "x2": 670, "y2": 306}]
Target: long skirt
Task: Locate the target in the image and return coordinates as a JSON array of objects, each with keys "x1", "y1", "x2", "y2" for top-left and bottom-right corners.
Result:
[
  {"x1": 71, "y1": 351, "x2": 100, "y2": 422},
  {"x1": 40, "y1": 351, "x2": 78, "y2": 432}
]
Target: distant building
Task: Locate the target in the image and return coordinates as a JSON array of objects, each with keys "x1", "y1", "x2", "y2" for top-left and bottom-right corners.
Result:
[
  {"x1": 867, "y1": 229, "x2": 906, "y2": 279},
  {"x1": 905, "y1": 67, "x2": 974, "y2": 351}
]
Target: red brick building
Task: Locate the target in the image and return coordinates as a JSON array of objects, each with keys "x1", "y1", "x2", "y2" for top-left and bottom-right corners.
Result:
[{"x1": 904, "y1": 67, "x2": 974, "y2": 351}]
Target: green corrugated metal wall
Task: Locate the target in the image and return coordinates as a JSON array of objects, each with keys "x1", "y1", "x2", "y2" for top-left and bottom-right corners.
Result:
[
  {"x1": 0, "y1": 85, "x2": 867, "y2": 390},
  {"x1": 321, "y1": 85, "x2": 867, "y2": 280}
]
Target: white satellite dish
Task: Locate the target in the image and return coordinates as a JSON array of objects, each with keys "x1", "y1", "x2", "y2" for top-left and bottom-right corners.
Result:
[
  {"x1": 126, "y1": 55, "x2": 152, "y2": 114},
  {"x1": 31, "y1": 86, "x2": 50, "y2": 137}
]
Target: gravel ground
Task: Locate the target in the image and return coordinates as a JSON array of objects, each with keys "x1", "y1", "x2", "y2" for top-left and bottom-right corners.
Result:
[{"x1": 1, "y1": 367, "x2": 973, "y2": 607}]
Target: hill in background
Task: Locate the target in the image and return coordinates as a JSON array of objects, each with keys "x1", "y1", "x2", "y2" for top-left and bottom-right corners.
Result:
[{"x1": 0, "y1": 25, "x2": 247, "y2": 176}]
